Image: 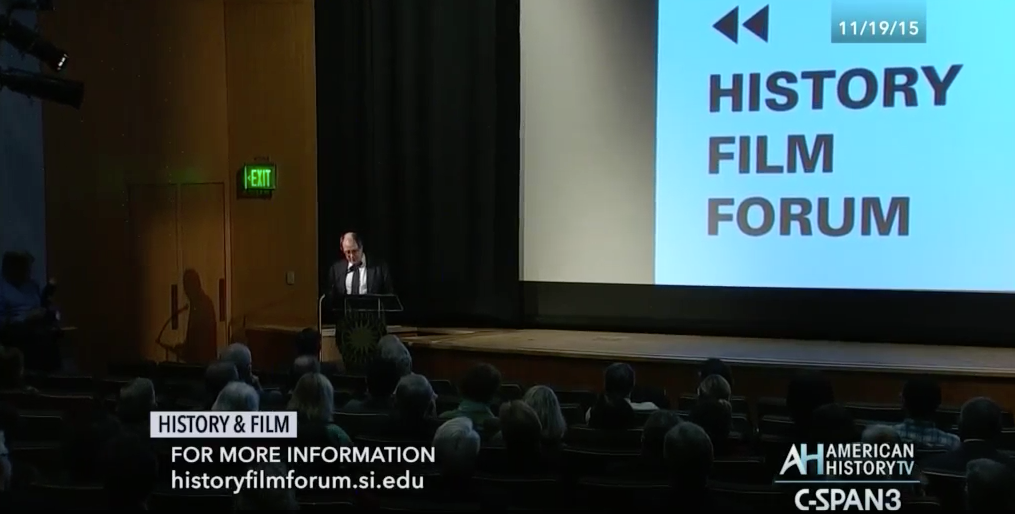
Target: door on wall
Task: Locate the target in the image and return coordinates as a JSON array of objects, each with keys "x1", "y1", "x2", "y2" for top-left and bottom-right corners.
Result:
[{"x1": 127, "y1": 183, "x2": 228, "y2": 363}]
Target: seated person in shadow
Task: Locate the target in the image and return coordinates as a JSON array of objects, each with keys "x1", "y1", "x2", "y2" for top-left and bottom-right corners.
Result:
[
  {"x1": 586, "y1": 363, "x2": 657, "y2": 424},
  {"x1": 287, "y1": 356, "x2": 320, "y2": 396},
  {"x1": 496, "y1": 400, "x2": 556, "y2": 475},
  {"x1": 0, "y1": 347, "x2": 38, "y2": 394},
  {"x1": 521, "y1": 386, "x2": 567, "y2": 451},
  {"x1": 605, "y1": 409, "x2": 682, "y2": 478},
  {"x1": 295, "y1": 327, "x2": 341, "y2": 375},
  {"x1": 101, "y1": 433, "x2": 159, "y2": 510},
  {"x1": 861, "y1": 425, "x2": 923, "y2": 496},
  {"x1": 698, "y1": 374, "x2": 732, "y2": 404},
  {"x1": 786, "y1": 370, "x2": 836, "y2": 442},
  {"x1": 377, "y1": 335, "x2": 413, "y2": 377},
  {"x1": 691, "y1": 398, "x2": 749, "y2": 458},
  {"x1": 289, "y1": 372, "x2": 353, "y2": 447},
  {"x1": 116, "y1": 378, "x2": 156, "y2": 440},
  {"x1": 699, "y1": 358, "x2": 734, "y2": 389},
  {"x1": 440, "y1": 363, "x2": 502, "y2": 438},
  {"x1": 431, "y1": 417, "x2": 482, "y2": 499},
  {"x1": 966, "y1": 458, "x2": 1015, "y2": 509},
  {"x1": 378, "y1": 373, "x2": 442, "y2": 441},
  {"x1": 53, "y1": 412, "x2": 122, "y2": 485},
  {"x1": 894, "y1": 377, "x2": 960, "y2": 450},
  {"x1": 0, "y1": 251, "x2": 60, "y2": 371},
  {"x1": 665, "y1": 422, "x2": 747, "y2": 509},
  {"x1": 922, "y1": 397, "x2": 1015, "y2": 474},
  {"x1": 201, "y1": 361, "x2": 238, "y2": 410},
  {"x1": 343, "y1": 357, "x2": 399, "y2": 414},
  {"x1": 587, "y1": 393, "x2": 638, "y2": 430}
]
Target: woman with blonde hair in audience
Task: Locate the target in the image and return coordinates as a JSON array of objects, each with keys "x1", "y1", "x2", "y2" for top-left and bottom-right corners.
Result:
[
  {"x1": 522, "y1": 385, "x2": 567, "y2": 445},
  {"x1": 287, "y1": 372, "x2": 352, "y2": 446}
]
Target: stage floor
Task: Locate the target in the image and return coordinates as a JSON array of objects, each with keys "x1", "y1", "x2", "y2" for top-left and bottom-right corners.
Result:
[{"x1": 405, "y1": 329, "x2": 1015, "y2": 378}]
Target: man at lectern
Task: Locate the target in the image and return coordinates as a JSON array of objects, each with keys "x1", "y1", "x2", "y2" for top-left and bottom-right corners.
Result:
[{"x1": 327, "y1": 232, "x2": 394, "y2": 297}]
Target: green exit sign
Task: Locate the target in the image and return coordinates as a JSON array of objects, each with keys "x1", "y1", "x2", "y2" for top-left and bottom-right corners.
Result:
[{"x1": 243, "y1": 164, "x2": 276, "y2": 191}]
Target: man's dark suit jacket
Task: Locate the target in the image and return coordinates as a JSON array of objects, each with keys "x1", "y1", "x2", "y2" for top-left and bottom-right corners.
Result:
[
  {"x1": 326, "y1": 258, "x2": 394, "y2": 298},
  {"x1": 920, "y1": 440, "x2": 1015, "y2": 474}
]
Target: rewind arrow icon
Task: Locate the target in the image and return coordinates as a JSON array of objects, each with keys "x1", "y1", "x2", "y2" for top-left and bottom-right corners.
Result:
[{"x1": 713, "y1": 5, "x2": 770, "y2": 44}]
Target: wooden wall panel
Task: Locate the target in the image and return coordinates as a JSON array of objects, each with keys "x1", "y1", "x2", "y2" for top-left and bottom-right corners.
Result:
[
  {"x1": 41, "y1": 0, "x2": 230, "y2": 365},
  {"x1": 224, "y1": 0, "x2": 319, "y2": 331}
]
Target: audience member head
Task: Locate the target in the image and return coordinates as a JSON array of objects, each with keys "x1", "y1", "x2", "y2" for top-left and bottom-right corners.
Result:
[
  {"x1": 341, "y1": 232, "x2": 364, "y2": 264},
  {"x1": 366, "y1": 357, "x2": 400, "y2": 399},
  {"x1": 205, "y1": 361, "x2": 238, "y2": 400},
  {"x1": 499, "y1": 400, "x2": 542, "y2": 453},
  {"x1": 62, "y1": 412, "x2": 121, "y2": 480},
  {"x1": 102, "y1": 434, "x2": 158, "y2": 509},
  {"x1": 0, "y1": 347, "x2": 25, "y2": 389},
  {"x1": 459, "y1": 363, "x2": 501, "y2": 404},
  {"x1": 287, "y1": 372, "x2": 334, "y2": 423},
  {"x1": 522, "y1": 385, "x2": 567, "y2": 442},
  {"x1": 966, "y1": 458, "x2": 1015, "y2": 509},
  {"x1": 289, "y1": 355, "x2": 321, "y2": 392},
  {"x1": 958, "y1": 397, "x2": 1003, "y2": 442},
  {"x1": 295, "y1": 328, "x2": 323, "y2": 357},
  {"x1": 699, "y1": 358, "x2": 733, "y2": 387},
  {"x1": 0, "y1": 251, "x2": 30, "y2": 286},
  {"x1": 432, "y1": 417, "x2": 480, "y2": 478},
  {"x1": 664, "y1": 422, "x2": 713, "y2": 489},
  {"x1": 212, "y1": 381, "x2": 259, "y2": 412},
  {"x1": 862, "y1": 425, "x2": 901, "y2": 445},
  {"x1": 603, "y1": 362, "x2": 636, "y2": 398},
  {"x1": 901, "y1": 377, "x2": 943, "y2": 420},
  {"x1": 377, "y1": 335, "x2": 412, "y2": 376},
  {"x1": 117, "y1": 378, "x2": 156, "y2": 424},
  {"x1": 697, "y1": 374, "x2": 731, "y2": 402},
  {"x1": 786, "y1": 370, "x2": 835, "y2": 429},
  {"x1": 641, "y1": 409, "x2": 683, "y2": 458},
  {"x1": 588, "y1": 392, "x2": 636, "y2": 429},
  {"x1": 690, "y1": 399, "x2": 733, "y2": 447},
  {"x1": 235, "y1": 462, "x2": 299, "y2": 510},
  {"x1": 395, "y1": 373, "x2": 436, "y2": 419},
  {"x1": 809, "y1": 403, "x2": 856, "y2": 444},
  {"x1": 220, "y1": 343, "x2": 254, "y2": 381}
]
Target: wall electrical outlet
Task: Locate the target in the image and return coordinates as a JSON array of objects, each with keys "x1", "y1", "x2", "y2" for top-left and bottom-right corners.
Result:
[{"x1": 285, "y1": 271, "x2": 296, "y2": 285}]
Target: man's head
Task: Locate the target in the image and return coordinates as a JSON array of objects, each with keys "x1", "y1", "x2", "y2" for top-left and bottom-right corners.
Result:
[
  {"x1": 967, "y1": 458, "x2": 1015, "y2": 509},
  {"x1": 395, "y1": 373, "x2": 436, "y2": 419},
  {"x1": 499, "y1": 400, "x2": 542, "y2": 452},
  {"x1": 341, "y1": 232, "x2": 364, "y2": 265},
  {"x1": 603, "y1": 362, "x2": 636, "y2": 398},
  {"x1": 958, "y1": 397, "x2": 1003, "y2": 442},
  {"x1": 433, "y1": 417, "x2": 480, "y2": 478},
  {"x1": 697, "y1": 374, "x2": 731, "y2": 402},
  {"x1": 459, "y1": 363, "x2": 501, "y2": 404},
  {"x1": 664, "y1": 422, "x2": 713, "y2": 488},
  {"x1": 366, "y1": 357, "x2": 400, "y2": 399},
  {"x1": 289, "y1": 355, "x2": 321, "y2": 392},
  {"x1": 699, "y1": 358, "x2": 733, "y2": 387},
  {"x1": 294, "y1": 328, "x2": 322, "y2": 357},
  {"x1": 220, "y1": 343, "x2": 253, "y2": 381},
  {"x1": 212, "y1": 381, "x2": 259, "y2": 412},
  {"x1": 205, "y1": 361, "x2": 239, "y2": 399},
  {"x1": 641, "y1": 409, "x2": 683, "y2": 458},
  {"x1": 901, "y1": 377, "x2": 943, "y2": 420},
  {"x1": 377, "y1": 335, "x2": 412, "y2": 376},
  {"x1": 117, "y1": 378, "x2": 156, "y2": 424}
]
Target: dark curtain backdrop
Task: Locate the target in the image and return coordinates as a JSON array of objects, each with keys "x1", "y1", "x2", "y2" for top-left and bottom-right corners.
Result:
[{"x1": 315, "y1": 0, "x2": 520, "y2": 327}]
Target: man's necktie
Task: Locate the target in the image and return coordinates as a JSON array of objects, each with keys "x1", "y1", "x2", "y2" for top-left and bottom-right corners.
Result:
[{"x1": 349, "y1": 263, "x2": 361, "y2": 295}]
